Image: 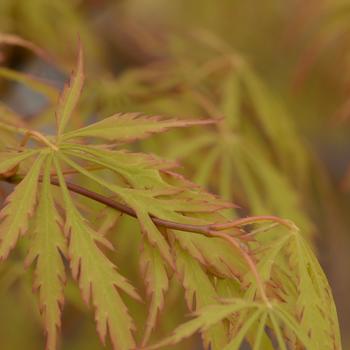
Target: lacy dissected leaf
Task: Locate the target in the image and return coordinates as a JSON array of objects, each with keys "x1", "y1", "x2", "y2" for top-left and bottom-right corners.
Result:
[
  {"x1": 140, "y1": 240, "x2": 169, "y2": 346},
  {"x1": 175, "y1": 232, "x2": 247, "y2": 279},
  {"x1": 253, "y1": 227, "x2": 341, "y2": 349},
  {"x1": 0, "y1": 33, "x2": 343, "y2": 350},
  {"x1": 55, "y1": 150, "x2": 230, "y2": 268},
  {"x1": 54, "y1": 156, "x2": 140, "y2": 350},
  {"x1": 173, "y1": 244, "x2": 228, "y2": 350},
  {"x1": 222, "y1": 308, "x2": 265, "y2": 350},
  {"x1": 271, "y1": 304, "x2": 313, "y2": 350},
  {"x1": 147, "y1": 297, "x2": 256, "y2": 350},
  {"x1": 61, "y1": 113, "x2": 214, "y2": 143},
  {"x1": 136, "y1": 208, "x2": 174, "y2": 268},
  {"x1": 54, "y1": 152, "x2": 175, "y2": 267},
  {"x1": 25, "y1": 155, "x2": 66, "y2": 350},
  {"x1": 55, "y1": 40, "x2": 84, "y2": 137},
  {"x1": 0, "y1": 153, "x2": 44, "y2": 260},
  {"x1": 287, "y1": 231, "x2": 342, "y2": 350},
  {"x1": 62, "y1": 144, "x2": 177, "y2": 191},
  {"x1": 114, "y1": 182, "x2": 229, "y2": 223},
  {"x1": 255, "y1": 232, "x2": 291, "y2": 282},
  {"x1": 148, "y1": 294, "x2": 312, "y2": 350}
]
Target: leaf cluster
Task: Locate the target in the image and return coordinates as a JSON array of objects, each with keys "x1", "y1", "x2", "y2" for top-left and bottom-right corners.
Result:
[{"x1": 0, "y1": 38, "x2": 342, "y2": 350}]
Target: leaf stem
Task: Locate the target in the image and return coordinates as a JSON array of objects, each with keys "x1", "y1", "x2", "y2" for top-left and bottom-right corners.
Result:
[
  {"x1": 0, "y1": 121, "x2": 58, "y2": 150},
  {"x1": 210, "y1": 215, "x2": 298, "y2": 231}
]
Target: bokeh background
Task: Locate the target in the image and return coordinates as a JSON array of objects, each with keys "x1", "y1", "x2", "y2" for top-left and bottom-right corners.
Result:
[{"x1": 0, "y1": 0, "x2": 349, "y2": 349}]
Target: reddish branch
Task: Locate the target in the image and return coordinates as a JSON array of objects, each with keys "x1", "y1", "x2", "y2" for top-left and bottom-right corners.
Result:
[
  {"x1": 49, "y1": 178, "x2": 215, "y2": 236},
  {"x1": 48, "y1": 178, "x2": 295, "y2": 234},
  {"x1": 3, "y1": 175, "x2": 294, "y2": 304}
]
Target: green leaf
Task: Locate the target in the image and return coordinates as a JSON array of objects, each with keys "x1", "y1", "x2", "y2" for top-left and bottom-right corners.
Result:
[
  {"x1": 25, "y1": 155, "x2": 66, "y2": 350},
  {"x1": 273, "y1": 304, "x2": 312, "y2": 348},
  {"x1": 175, "y1": 232, "x2": 246, "y2": 279},
  {"x1": 0, "y1": 153, "x2": 44, "y2": 260},
  {"x1": 136, "y1": 208, "x2": 174, "y2": 268},
  {"x1": 54, "y1": 151, "x2": 229, "y2": 269},
  {"x1": 53, "y1": 156, "x2": 140, "y2": 350},
  {"x1": 140, "y1": 240, "x2": 169, "y2": 346},
  {"x1": 269, "y1": 312, "x2": 288, "y2": 350},
  {"x1": 62, "y1": 144, "x2": 177, "y2": 191},
  {"x1": 222, "y1": 309, "x2": 263, "y2": 350},
  {"x1": 172, "y1": 244, "x2": 228, "y2": 350},
  {"x1": 56, "y1": 41, "x2": 84, "y2": 137},
  {"x1": 148, "y1": 294, "x2": 255, "y2": 350},
  {"x1": 287, "y1": 232, "x2": 342, "y2": 349},
  {"x1": 61, "y1": 113, "x2": 214, "y2": 143},
  {"x1": 252, "y1": 312, "x2": 270, "y2": 350}
]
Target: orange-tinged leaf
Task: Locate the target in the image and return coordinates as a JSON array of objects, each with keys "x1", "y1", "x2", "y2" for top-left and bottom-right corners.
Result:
[
  {"x1": 25, "y1": 155, "x2": 66, "y2": 350},
  {"x1": 134, "y1": 208, "x2": 174, "y2": 268},
  {"x1": 173, "y1": 244, "x2": 228, "y2": 350},
  {"x1": 56, "y1": 41, "x2": 84, "y2": 137},
  {"x1": 140, "y1": 240, "x2": 169, "y2": 346},
  {"x1": 61, "y1": 113, "x2": 214, "y2": 143},
  {"x1": 146, "y1": 299, "x2": 250, "y2": 350},
  {"x1": 62, "y1": 145, "x2": 177, "y2": 191},
  {"x1": 54, "y1": 156, "x2": 139, "y2": 350},
  {"x1": 175, "y1": 233, "x2": 246, "y2": 279},
  {"x1": 0, "y1": 153, "x2": 44, "y2": 260}
]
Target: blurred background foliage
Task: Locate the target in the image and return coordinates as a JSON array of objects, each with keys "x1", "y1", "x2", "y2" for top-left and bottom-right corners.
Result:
[{"x1": 0, "y1": 0, "x2": 349, "y2": 349}]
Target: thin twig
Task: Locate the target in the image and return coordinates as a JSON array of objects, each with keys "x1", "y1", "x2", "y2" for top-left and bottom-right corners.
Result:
[
  {"x1": 211, "y1": 215, "x2": 298, "y2": 231},
  {"x1": 49, "y1": 178, "x2": 215, "y2": 236},
  {"x1": 48, "y1": 179, "x2": 296, "y2": 235}
]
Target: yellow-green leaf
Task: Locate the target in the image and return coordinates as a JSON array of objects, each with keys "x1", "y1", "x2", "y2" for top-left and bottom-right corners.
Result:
[
  {"x1": 140, "y1": 240, "x2": 169, "y2": 346},
  {"x1": 25, "y1": 155, "x2": 66, "y2": 350},
  {"x1": 0, "y1": 153, "x2": 44, "y2": 260},
  {"x1": 61, "y1": 113, "x2": 214, "y2": 143},
  {"x1": 56, "y1": 41, "x2": 84, "y2": 137},
  {"x1": 54, "y1": 156, "x2": 140, "y2": 350}
]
